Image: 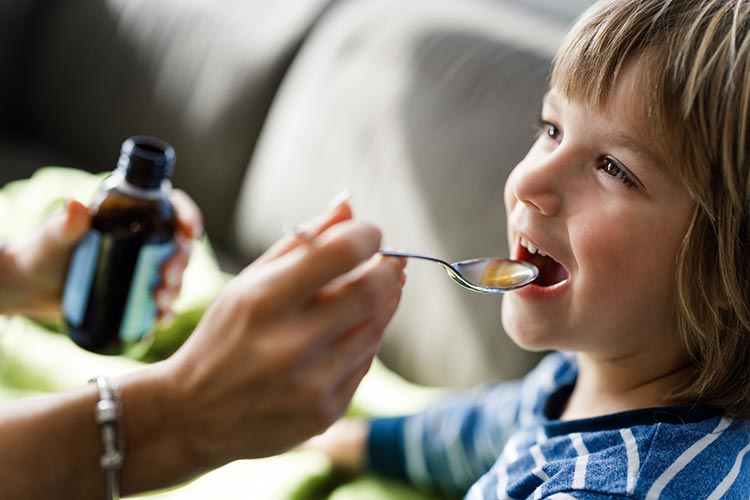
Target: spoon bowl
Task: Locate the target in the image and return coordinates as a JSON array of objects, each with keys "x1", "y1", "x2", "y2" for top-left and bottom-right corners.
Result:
[{"x1": 379, "y1": 250, "x2": 538, "y2": 294}]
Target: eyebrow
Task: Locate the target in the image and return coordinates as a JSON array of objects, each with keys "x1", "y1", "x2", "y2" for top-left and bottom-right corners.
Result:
[
  {"x1": 542, "y1": 91, "x2": 664, "y2": 170},
  {"x1": 605, "y1": 131, "x2": 664, "y2": 171}
]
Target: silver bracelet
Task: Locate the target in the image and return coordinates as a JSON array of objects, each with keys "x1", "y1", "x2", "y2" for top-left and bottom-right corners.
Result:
[{"x1": 90, "y1": 376, "x2": 124, "y2": 500}]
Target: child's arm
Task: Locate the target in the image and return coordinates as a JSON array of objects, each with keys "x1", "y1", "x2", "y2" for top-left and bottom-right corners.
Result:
[{"x1": 309, "y1": 380, "x2": 524, "y2": 496}]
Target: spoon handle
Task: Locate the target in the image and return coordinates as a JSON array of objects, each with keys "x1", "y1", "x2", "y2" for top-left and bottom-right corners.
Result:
[
  {"x1": 379, "y1": 250, "x2": 485, "y2": 292},
  {"x1": 378, "y1": 250, "x2": 452, "y2": 267}
]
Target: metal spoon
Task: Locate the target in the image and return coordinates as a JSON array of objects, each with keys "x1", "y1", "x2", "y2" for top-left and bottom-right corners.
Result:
[{"x1": 379, "y1": 250, "x2": 538, "y2": 294}]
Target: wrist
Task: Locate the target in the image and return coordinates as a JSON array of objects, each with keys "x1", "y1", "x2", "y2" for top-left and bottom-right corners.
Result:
[
  {"x1": 116, "y1": 362, "x2": 200, "y2": 495},
  {"x1": 158, "y1": 352, "x2": 235, "y2": 474}
]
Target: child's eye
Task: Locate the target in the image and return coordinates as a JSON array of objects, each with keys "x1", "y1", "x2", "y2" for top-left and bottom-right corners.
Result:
[
  {"x1": 599, "y1": 158, "x2": 637, "y2": 189},
  {"x1": 536, "y1": 119, "x2": 562, "y2": 142}
]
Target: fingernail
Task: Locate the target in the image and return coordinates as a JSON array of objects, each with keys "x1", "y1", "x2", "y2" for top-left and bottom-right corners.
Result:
[
  {"x1": 400, "y1": 270, "x2": 408, "y2": 287},
  {"x1": 326, "y1": 189, "x2": 352, "y2": 212}
]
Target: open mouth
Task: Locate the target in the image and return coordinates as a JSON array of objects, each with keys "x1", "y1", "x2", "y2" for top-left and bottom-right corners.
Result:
[{"x1": 518, "y1": 238, "x2": 569, "y2": 287}]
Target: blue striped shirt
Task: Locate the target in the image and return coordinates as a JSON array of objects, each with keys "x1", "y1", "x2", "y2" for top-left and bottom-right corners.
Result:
[{"x1": 367, "y1": 352, "x2": 750, "y2": 499}]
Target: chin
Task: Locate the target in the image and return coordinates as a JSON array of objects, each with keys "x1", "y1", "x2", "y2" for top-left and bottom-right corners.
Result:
[
  {"x1": 502, "y1": 301, "x2": 560, "y2": 352},
  {"x1": 506, "y1": 330, "x2": 558, "y2": 352}
]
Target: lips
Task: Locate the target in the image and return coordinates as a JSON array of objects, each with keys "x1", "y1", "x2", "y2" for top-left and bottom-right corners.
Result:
[{"x1": 518, "y1": 237, "x2": 569, "y2": 287}]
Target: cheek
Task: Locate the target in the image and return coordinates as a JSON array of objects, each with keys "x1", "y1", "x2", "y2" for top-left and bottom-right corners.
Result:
[
  {"x1": 573, "y1": 214, "x2": 681, "y2": 311},
  {"x1": 574, "y1": 222, "x2": 632, "y2": 293}
]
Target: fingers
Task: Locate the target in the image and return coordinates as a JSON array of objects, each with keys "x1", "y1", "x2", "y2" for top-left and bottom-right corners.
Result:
[
  {"x1": 62, "y1": 199, "x2": 92, "y2": 242},
  {"x1": 170, "y1": 188, "x2": 203, "y2": 240},
  {"x1": 154, "y1": 235, "x2": 190, "y2": 317},
  {"x1": 325, "y1": 289, "x2": 402, "y2": 393},
  {"x1": 39, "y1": 199, "x2": 91, "y2": 251},
  {"x1": 256, "y1": 191, "x2": 353, "y2": 265},
  {"x1": 241, "y1": 218, "x2": 385, "y2": 310},
  {"x1": 153, "y1": 189, "x2": 201, "y2": 319},
  {"x1": 296, "y1": 273, "x2": 403, "y2": 403},
  {"x1": 291, "y1": 290, "x2": 402, "y2": 429},
  {"x1": 22, "y1": 198, "x2": 92, "y2": 269},
  {"x1": 301, "y1": 254, "x2": 406, "y2": 346}
]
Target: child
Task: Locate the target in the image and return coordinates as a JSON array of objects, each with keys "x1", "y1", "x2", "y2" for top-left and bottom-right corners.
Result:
[{"x1": 311, "y1": 0, "x2": 750, "y2": 498}]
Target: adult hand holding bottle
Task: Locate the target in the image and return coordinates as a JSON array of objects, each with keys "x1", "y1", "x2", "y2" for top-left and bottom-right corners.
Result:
[
  {"x1": 0, "y1": 188, "x2": 200, "y2": 321},
  {"x1": 0, "y1": 193, "x2": 407, "y2": 498}
]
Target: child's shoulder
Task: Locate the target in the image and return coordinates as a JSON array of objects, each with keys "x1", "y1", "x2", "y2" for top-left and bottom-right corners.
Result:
[
  {"x1": 496, "y1": 413, "x2": 750, "y2": 499},
  {"x1": 547, "y1": 414, "x2": 749, "y2": 499},
  {"x1": 632, "y1": 415, "x2": 750, "y2": 497}
]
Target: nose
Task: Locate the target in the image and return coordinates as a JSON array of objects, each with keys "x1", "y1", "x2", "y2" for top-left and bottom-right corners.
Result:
[{"x1": 506, "y1": 154, "x2": 563, "y2": 217}]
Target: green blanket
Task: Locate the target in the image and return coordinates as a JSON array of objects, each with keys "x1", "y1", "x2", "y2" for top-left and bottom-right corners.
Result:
[{"x1": 0, "y1": 168, "x2": 450, "y2": 500}]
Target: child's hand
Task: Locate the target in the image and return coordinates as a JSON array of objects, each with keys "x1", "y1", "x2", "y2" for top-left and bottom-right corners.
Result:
[
  {"x1": 303, "y1": 418, "x2": 371, "y2": 473},
  {"x1": 0, "y1": 189, "x2": 202, "y2": 321}
]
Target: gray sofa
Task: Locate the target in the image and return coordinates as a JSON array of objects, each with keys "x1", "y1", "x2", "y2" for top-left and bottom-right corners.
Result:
[{"x1": 0, "y1": 0, "x2": 594, "y2": 388}]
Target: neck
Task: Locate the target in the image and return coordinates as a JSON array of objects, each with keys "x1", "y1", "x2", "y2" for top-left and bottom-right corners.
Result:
[{"x1": 560, "y1": 350, "x2": 695, "y2": 421}]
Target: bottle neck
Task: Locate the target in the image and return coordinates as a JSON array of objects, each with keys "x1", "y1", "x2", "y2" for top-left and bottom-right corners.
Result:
[
  {"x1": 105, "y1": 169, "x2": 172, "y2": 200},
  {"x1": 115, "y1": 136, "x2": 175, "y2": 189}
]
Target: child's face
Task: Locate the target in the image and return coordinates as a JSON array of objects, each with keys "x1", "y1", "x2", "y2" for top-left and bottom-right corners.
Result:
[{"x1": 502, "y1": 63, "x2": 695, "y2": 361}]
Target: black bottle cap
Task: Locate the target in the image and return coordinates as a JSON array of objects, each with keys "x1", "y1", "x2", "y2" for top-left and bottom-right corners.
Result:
[{"x1": 117, "y1": 135, "x2": 176, "y2": 189}]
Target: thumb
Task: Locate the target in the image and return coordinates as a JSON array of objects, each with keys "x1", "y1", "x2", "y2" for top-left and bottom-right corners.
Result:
[
  {"x1": 63, "y1": 199, "x2": 92, "y2": 242},
  {"x1": 8, "y1": 199, "x2": 93, "y2": 317},
  {"x1": 43, "y1": 199, "x2": 92, "y2": 249}
]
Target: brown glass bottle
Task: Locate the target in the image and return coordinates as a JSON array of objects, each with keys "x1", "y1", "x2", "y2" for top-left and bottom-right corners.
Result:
[{"x1": 63, "y1": 136, "x2": 177, "y2": 355}]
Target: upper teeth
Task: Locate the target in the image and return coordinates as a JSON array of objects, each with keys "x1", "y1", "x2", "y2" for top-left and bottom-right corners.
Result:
[{"x1": 520, "y1": 237, "x2": 546, "y2": 256}]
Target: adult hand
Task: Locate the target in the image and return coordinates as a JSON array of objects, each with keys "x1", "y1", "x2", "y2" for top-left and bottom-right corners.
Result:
[
  {"x1": 0, "y1": 189, "x2": 202, "y2": 320},
  {"x1": 162, "y1": 196, "x2": 406, "y2": 471}
]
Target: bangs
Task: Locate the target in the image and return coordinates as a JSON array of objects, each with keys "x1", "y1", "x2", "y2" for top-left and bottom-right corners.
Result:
[
  {"x1": 555, "y1": 0, "x2": 750, "y2": 210},
  {"x1": 550, "y1": 1, "x2": 681, "y2": 175},
  {"x1": 551, "y1": 2, "x2": 664, "y2": 109}
]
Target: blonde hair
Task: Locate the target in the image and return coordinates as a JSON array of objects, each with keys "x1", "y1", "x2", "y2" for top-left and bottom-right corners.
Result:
[{"x1": 552, "y1": 0, "x2": 750, "y2": 417}]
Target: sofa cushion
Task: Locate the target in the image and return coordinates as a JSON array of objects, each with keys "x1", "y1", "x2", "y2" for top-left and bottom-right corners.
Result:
[
  {"x1": 19, "y1": 0, "x2": 334, "y2": 250},
  {"x1": 234, "y1": 0, "x2": 591, "y2": 386}
]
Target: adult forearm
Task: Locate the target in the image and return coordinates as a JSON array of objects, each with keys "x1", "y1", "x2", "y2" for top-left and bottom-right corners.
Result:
[
  {"x1": 0, "y1": 381, "x2": 106, "y2": 498},
  {"x1": 0, "y1": 363, "x2": 191, "y2": 499}
]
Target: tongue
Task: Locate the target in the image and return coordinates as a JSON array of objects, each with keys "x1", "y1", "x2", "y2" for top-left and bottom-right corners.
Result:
[{"x1": 527, "y1": 253, "x2": 569, "y2": 287}]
